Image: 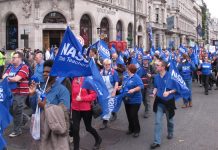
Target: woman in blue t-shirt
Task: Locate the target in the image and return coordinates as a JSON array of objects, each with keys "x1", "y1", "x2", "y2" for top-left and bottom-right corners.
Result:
[{"x1": 118, "y1": 64, "x2": 144, "y2": 138}]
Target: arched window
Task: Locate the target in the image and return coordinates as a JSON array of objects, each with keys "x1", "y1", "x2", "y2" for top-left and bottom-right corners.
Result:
[
  {"x1": 138, "y1": 25, "x2": 142, "y2": 32},
  {"x1": 6, "y1": 14, "x2": 18, "y2": 50},
  {"x1": 116, "y1": 20, "x2": 122, "y2": 41},
  {"x1": 80, "y1": 14, "x2": 92, "y2": 46},
  {"x1": 100, "y1": 17, "x2": 110, "y2": 43},
  {"x1": 43, "y1": 12, "x2": 67, "y2": 23},
  {"x1": 127, "y1": 23, "x2": 133, "y2": 48}
]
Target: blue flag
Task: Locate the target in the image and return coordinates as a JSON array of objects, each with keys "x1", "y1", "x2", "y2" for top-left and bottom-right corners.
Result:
[
  {"x1": 179, "y1": 44, "x2": 187, "y2": 54},
  {"x1": 50, "y1": 46, "x2": 55, "y2": 60},
  {"x1": 123, "y1": 49, "x2": 130, "y2": 58},
  {"x1": 0, "y1": 133, "x2": 7, "y2": 150},
  {"x1": 110, "y1": 45, "x2": 117, "y2": 55},
  {"x1": 112, "y1": 92, "x2": 127, "y2": 113},
  {"x1": 97, "y1": 40, "x2": 110, "y2": 60},
  {"x1": 166, "y1": 61, "x2": 191, "y2": 100},
  {"x1": 0, "y1": 78, "x2": 13, "y2": 149},
  {"x1": 0, "y1": 78, "x2": 13, "y2": 110},
  {"x1": 192, "y1": 45, "x2": 199, "y2": 65},
  {"x1": 116, "y1": 54, "x2": 125, "y2": 65},
  {"x1": 50, "y1": 26, "x2": 92, "y2": 77},
  {"x1": 82, "y1": 59, "x2": 110, "y2": 116},
  {"x1": 150, "y1": 45, "x2": 155, "y2": 56}
]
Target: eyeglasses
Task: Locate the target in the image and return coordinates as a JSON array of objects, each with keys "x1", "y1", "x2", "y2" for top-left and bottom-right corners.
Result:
[
  {"x1": 104, "y1": 64, "x2": 111, "y2": 66},
  {"x1": 12, "y1": 57, "x2": 20, "y2": 59}
]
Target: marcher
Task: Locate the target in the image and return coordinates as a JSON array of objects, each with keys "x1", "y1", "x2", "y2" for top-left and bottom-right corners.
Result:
[
  {"x1": 150, "y1": 59, "x2": 176, "y2": 149},
  {"x1": 2, "y1": 51, "x2": 30, "y2": 137},
  {"x1": 119, "y1": 64, "x2": 144, "y2": 138},
  {"x1": 178, "y1": 54, "x2": 196, "y2": 108},
  {"x1": 70, "y1": 77, "x2": 102, "y2": 150},
  {"x1": 199, "y1": 56, "x2": 212, "y2": 95},
  {"x1": 33, "y1": 50, "x2": 44, "y2": 83},
  {"x1": 100, "y1": 59, "x2": 119, "y2": 129},
  {"x1": 29, "y1": 59, "x2": 71, "y2": 150}
]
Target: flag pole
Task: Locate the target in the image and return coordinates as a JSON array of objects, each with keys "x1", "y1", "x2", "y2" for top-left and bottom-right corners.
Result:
[{"x1": 42, "y1": 76, "x2": 50, "y2": 94}]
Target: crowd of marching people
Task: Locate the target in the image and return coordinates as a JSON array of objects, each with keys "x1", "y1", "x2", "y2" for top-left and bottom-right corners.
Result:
[{"x1": 1, "y1": 36, "x2": 218, "y2": 150}]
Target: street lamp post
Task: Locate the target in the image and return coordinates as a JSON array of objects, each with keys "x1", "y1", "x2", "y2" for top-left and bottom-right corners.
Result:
[{"x1": 134, "y1": 0, "x2": 136, "y2": 47}]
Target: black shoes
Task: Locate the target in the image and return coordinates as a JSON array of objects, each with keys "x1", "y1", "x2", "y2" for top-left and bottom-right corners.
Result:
[
  {"x1": 132, "y1": 133, "x2": 139, "y2": 138},
  {"x1": 110, "y1": 113, "x2": 117, "y2": 122},
  {"x1": 99, "y1": 120, "x2": 108, "y2": 130},
  {"x1": 167, "y1": 133, "x2": 173, "y2": 139},
  {"x1": 150, "y1": 143, "x2": 160, "y2": 149},
  {"x1": 93, "y1": 137, "x2": 102, "y2": 150},
  {"x1": 205, "y1": 91, "x2": 208, "y2": 95}
]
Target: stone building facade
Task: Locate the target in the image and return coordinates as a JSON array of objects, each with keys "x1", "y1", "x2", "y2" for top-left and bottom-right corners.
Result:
[
  {"x1": 0, "y1": 0, "x2": 147, "y2": 50},
  {"x1": 147, "y1": 0, "x2": 203, "y2": 49}
]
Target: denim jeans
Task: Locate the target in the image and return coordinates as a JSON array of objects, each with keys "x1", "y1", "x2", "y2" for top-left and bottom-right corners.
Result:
[
  {"x1": 154, "y1": 104, "x2": 174, "y2": 144},
  {"x1": 183, "y1": 79, "x2": 192, "y2": 104}
]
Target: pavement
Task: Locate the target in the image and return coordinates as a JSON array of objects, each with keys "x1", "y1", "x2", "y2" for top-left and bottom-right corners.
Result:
[{"x1": 4, "y1": 82, "x2": 218, "y2": 150}]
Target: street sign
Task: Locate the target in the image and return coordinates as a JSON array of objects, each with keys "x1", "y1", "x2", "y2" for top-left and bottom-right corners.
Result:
[{"x1": 21, "y1": 34, "x2": 28, "y2": 40}]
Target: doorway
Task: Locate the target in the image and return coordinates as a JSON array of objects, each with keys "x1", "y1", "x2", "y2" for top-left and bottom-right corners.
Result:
[{"x1": 43, "y1": 30, "x2": 65, "y2": 50}]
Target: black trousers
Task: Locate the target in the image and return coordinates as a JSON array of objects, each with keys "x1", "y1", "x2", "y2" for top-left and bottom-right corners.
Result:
[
  {"x1": 0, "y1": 65, "x2": 4, "y2": 79},
  {"x1": 71, "y1": 110, "x2": 100, "y2": 150},
  {"x1": 202, "y1": 74, "x2": 210, "y2": 92},
  {"x1": 141, "y1": 88, "x2": 150, "y2": 112},
  {"x1": 124, "y1": 103, "x2": 141, "y2": 133}
]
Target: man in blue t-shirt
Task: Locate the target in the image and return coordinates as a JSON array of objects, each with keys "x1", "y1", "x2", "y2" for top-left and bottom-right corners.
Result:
[
  {"x1": 199, "y1": 56, "x2": 212, "y2": 95},
  {"x1": 150, "y1": 59, "x2": 176, "y2": 149}
]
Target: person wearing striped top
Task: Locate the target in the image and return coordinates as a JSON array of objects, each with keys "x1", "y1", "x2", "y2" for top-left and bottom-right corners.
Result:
[{"x1": 3, "y1": 51, "x2": 30, "y2": 138}]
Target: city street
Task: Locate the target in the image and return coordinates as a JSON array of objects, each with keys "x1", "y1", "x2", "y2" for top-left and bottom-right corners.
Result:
[{"x1": 4, "y1": 82, "x2": 218, "y2": 150}]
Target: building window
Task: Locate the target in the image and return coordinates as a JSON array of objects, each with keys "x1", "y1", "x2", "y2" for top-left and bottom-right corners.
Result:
[
  {"x1": 138, "y1": 25, "x2": 142, "y2": 32},
  {"x1": 6, "y1": 14, "x2": 18, "y2": 50},
  {"x1": 155, "y1": 34, "x2": 159, "y2": 48},
  {"x1": 128, "y1": 23, "x2": 133, "y2": 48},
  {"x1": 155, "y1": 8, "x2": 159, "y2": 23},
  {"x1": 43, "y1": 12, "x2": 67, "y2": 23},
  {"x1": 80, "y1": 14, "x2": 92, "y2": 46},
  {"x1": 116, "y1": 20, "x2": 123, "y2": 41},
  {"x1": 100, "y1": 17, "x2": 110, "y2": 43}
]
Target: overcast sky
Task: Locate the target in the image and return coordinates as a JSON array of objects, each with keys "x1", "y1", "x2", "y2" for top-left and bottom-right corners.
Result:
[{"x1": 204, "y1": 0, "x2": 218, "y2": 18}]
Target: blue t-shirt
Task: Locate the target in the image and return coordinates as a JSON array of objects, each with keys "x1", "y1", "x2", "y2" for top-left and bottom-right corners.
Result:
[
  {"x1": 154, "y1": 72, "x2": 175, "y2": 101},
  {"x1": 122, "y1": 74, "x2": 144, "y2": 104},
  {"x1": 29, "y1": 81, "x2": 70, "y2": 111},
  {"x1": 201, "y1": 62, "x2": 212, "y2": 75},
  {"x1": 102, "y1": 69, "x2": 119, "y2": 86},
  {"x1": 34, "y1": 61, "x2": 44, "y2": 83},
  {"x1": 178, "y1": 61, "x2": 196, "y2": 80}
]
